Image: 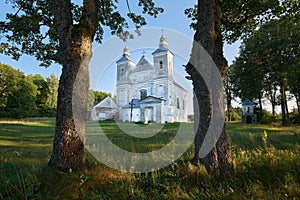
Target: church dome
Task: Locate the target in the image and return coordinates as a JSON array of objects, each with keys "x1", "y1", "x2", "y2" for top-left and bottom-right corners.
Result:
[
  {"x1": 116, "y1": 46, "x2": 131, "y2": 63},
  {"x1": 152, "y1": 33, "x2": 173, "y2": 55},
  {"x1": 159, "y1": 34, "x2": 168, "y2": 49}
]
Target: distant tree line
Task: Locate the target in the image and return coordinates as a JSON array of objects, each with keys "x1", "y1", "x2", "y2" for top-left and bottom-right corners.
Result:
[
  {"x1": 0, "y1": 63, "x2": 113, "y2": 118},
  {"x1": 0, "y1": 63, "x2": 59, "y2": 118}
]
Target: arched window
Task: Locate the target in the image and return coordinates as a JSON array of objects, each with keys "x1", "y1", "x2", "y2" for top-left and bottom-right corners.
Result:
[
  {"x1": 140, "y1": 89, "x2": 147, "y2": 100},
  {"x1": 177, "y1": 98, "x2": 180, "y2": 109},
  {"x1": 159, "y1": 61, "x2": 163, "y2": 69}
]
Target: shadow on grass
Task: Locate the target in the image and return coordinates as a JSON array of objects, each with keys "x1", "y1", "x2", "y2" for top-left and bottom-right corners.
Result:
[{"x1": 1, "y1": 119, "x2": 300, "y2": 199}]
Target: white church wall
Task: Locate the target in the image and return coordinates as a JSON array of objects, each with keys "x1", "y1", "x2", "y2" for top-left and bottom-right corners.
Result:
[{"x1": 115, "y1": 35, "x2": 188, "y2": 123}]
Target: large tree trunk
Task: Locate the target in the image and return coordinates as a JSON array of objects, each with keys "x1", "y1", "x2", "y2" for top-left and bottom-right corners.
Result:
[
  {"x1": 48, "y1": 0, "x2": 98, "y2": 170},
  {"x1": 187, "y1": 0, "x2": 233, "y2": 177},
  {"x1": 49, "y1": 27, "x2": 92, "y2": 170},
  {"x1": 295, "y1": 94, "x2": 300, "y2": 115},
  {"x1": 225, "y1": 84, "x2": 233, "y2": 122}
]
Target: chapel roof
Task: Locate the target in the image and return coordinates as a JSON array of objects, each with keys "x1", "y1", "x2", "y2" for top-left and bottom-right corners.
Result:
[
  {"x1": 93, "y1": 96, "x2": 118, "y2": 109},
  {"x1": 242, "y1": 98, "x2": 254, "y2": 105}
]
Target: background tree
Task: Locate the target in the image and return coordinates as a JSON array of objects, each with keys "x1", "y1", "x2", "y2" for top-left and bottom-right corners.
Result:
[
  {"x1": 6, "y1": 76, "x2": 37, "y2": 118},
  {"x1": 224, "y1": 65, "x2": 234, "y2": 122},
  {"x1": 46, "y1": 74, "x2": 59, "y2": 109},
  {"x1": 0, "y1": 63, "x2": 23, "y2": 117},
  {"x1": 28, "y1": 74, "x2": 49, "y2": 108},
  {"x1": 231, "y1": 16, "x2": 300, "y2": 125},
  {"x1": 185, "y1": 0, "x2": 299, "y2": 177},
  {"x1": 288, "y1": 65, "x2": 300, "y2": 115},
  {"x1": 0, "y1": 63, "x2": 28, "y2": 117},
  {"x1": 0, "y1": 63, "x2": 60, "y2": 118},
  {"x1": 0, "y1": 0, "x2": 163, "y2": 170}
]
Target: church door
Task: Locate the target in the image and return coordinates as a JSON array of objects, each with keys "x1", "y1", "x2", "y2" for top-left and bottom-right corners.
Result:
[
  {"x1": 144, "y1": 107, "x2": 153, "y2": 123},
  {"x1": 147, "y1": 107, "x2": 153, "y2": 122},
  {"x1": 246, "y1": 115, "x2": 252, "y2": 124}
]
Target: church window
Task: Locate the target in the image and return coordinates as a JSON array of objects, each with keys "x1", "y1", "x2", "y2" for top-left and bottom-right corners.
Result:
[
  {"x1": 177, "y1": 98, "x2": 180, "y2": 109},
  {"x1": 182, "y1": 100, "x2": 185, "y2": 110},
  {"x1": 159, "y1": 61, "x2": 163, "y2": 69},
  {"x1": 140, "y1": 89, "x2": 147, "y2": 100}
]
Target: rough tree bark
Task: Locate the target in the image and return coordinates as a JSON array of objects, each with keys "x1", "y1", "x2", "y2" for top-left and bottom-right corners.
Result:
[
  {"x1": 295, "y1": 94, "x2": 300, "y2": 115},
  {"x1": 226, "y1": 88, "x2": 233, "y2": 122},
  {"x1": 186, "y1": 0, "x2": 233, "y2": 177},
  {"x1": 48, "y1": 0, "x2": 99, "y2": 170}
]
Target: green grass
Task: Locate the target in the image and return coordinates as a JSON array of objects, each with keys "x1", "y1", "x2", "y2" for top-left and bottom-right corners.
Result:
[{"x1": 0, "y1": 119, "x2": 300, "y2": 199}]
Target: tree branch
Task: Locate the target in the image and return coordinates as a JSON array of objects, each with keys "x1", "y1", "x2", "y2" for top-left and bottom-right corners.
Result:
[
  {"x1": 221, "y1": 11, "x2": 252, "y2": 29},
  {"x1": 126, "y1": 0, "x2": 132, "y2": 14},
  {"x1": 47, "y1": 0, "x2": 73, "y2": 38},
  {"x1": 79, "y1": 0, "x2": 100, "y2": 38}
]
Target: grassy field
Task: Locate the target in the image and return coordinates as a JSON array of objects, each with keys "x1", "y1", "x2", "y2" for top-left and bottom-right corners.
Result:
[{"x1": 0, "y1": 118, "x2": 300, "y2": 199}]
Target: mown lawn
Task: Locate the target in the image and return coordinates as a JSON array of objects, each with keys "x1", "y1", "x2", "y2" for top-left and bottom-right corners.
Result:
[{"x1": 0, "y1": 118, "x2": 300, "y2": 199}]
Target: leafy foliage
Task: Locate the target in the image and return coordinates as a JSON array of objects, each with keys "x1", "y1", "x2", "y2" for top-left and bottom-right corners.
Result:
[
  {"x1": 6, "y1": 76, "x2": 38, "y2": 118},
  {"x1": 28, "y1": 74, "x2": 49, "y2": 108},
  {"x1": 45, "y1": 74, "x2": 59, "y2": 109},
  {"x1": 0, "y1": 63, "x2": 59, "y2": 118},
  {"x1": 185, "y1": 0, "x2": 300, "y2": 43},
  {"x1": 0, "y1": 63, "x2": 24, "y2": 116},
  {"x1": 229, "y1": 16, "x2": 300, "y2": 123},
  {"x1": 0, "y1": 0, "x2": 164, "y2": 66}
]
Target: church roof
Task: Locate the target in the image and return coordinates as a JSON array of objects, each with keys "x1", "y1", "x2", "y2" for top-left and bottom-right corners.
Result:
[
  {"x1": 242, "y1": 98, "x2": 254, "y2": 105},
  {"x1": 116, "y1": 55, "x2": 130, "y2": 63},
  {"x1": 140, "y1": 96, "x2": 165, "y2": 104},
  {"x1": 132, "y1": 55, "x2": 154, "y2": 72},
  {"x1": 123, "y1": 99, "x2": 140, "y2": 108},
  {"x1": 152, "y1": 47, "x2": 168, "y2": 55}
]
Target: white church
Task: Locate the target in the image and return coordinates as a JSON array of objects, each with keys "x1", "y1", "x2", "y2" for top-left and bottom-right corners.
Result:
[{"x1": 116, "y1": 34, "x2": 188, "y2": 123}]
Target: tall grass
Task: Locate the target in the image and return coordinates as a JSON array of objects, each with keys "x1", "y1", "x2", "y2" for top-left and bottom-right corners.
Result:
[{"x1": 0, "y1": 119, "x2": 299, "y2": 199}]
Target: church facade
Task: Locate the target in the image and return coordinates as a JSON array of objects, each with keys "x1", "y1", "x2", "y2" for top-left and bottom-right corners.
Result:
[{"x1": 116, "y1": 35, "x2": 188, "y2": 123}]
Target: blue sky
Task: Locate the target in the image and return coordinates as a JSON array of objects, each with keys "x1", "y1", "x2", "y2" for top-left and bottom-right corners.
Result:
[
  {"x1": 0, "y1": 0, "x2": 241, "y2": 79},
  {"x1": 0, "y1": 0, "x2": 242, "y2": 114}
]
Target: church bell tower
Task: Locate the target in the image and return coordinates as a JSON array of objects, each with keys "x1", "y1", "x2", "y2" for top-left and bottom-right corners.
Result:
[
  {"x1": 116, "y1": 46, "x2": 135, "y2": 108},
  {"x1": 152, "y1": 33, "x2": 174, "y2": 78}
]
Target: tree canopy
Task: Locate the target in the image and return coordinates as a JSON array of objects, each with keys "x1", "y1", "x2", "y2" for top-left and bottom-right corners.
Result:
[
  {"x1": 229, "y1": 15, "x2": 300, "y2": 124},
  {"x1": 0, "y1": 63, "x2": 60, "y2": 118},
  {"x1": 0, "y1": 0, "x2": 163, "y2": 66},
  {"x1": 185, "y1": 0, "x2": 300, "y2": 43},
  {"x1": 185, "y1": 0, "x2": 299, "y2": 177}
]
